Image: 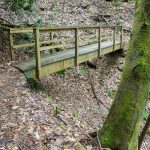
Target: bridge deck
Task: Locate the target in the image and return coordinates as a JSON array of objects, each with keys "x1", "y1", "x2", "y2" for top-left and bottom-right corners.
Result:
[{"x1": 13, "y1": 40, "x2": 122, "y2": 79}]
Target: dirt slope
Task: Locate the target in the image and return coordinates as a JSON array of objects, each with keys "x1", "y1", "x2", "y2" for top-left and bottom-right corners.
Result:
[{"x1": 0, "y1": 53, "x2": 149, "y2": 149}]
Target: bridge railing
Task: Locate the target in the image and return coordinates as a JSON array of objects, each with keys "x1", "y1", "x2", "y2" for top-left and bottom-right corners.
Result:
[
  {"x1": 1, "y1": 25, "x2": 123, "y2": 79},
  {"x1": 33, "y1": 25, "x2": 123, "y2": 79},
  {"x1": 7, "y1": 27, "x2": 33, "y2": 61}
]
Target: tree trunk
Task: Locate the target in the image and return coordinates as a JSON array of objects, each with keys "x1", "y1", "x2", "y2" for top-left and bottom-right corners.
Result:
[{"x1": 99, "y1": 0, "x2": 150, "y2": 150}]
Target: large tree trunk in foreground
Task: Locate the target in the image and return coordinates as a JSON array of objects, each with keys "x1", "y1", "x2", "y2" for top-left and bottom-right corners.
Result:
[{"x1": 99, "y1": 0, "x2": 150, "y2": 150}]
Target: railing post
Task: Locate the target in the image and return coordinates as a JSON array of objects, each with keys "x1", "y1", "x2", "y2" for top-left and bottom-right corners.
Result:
[
  {"x1": 50, "y1": 32, "x2": 53, "y2": 40},
  {"x1": 113, "y1": 25, "x2": 117, "y2": 52},
  {"x1": 120, "y1": 26, "x2": 123, "y2": 49},
  {"x1": 98, "y1": 27, "x2": 102, "y2": 57},
  {"x1": 49, "y1": 32, "x2": 53, "y2": 53},
  {"x1": 75, "y1": 28, "x2": 79, "y2": 66},
  {"x1": 8, "y1": 29, "x2": 15, "y2": 61},
  {"x1": 34, "y1": 28, "x2": 41, "y2": 80}
]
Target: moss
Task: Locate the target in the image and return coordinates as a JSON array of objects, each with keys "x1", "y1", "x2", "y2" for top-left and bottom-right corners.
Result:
[
  {"x1": 132, "y1": 63, "x2": 149, "y2": 80},
  {"x1": 136, "y1": 43, "x2": 148, "y2": 55},
  {"x1": 128, "y1": 120, "x2": 141, "y2": 150},
  {"x1": 100, "y1": 90, "x2": 135, "y2": 149}
]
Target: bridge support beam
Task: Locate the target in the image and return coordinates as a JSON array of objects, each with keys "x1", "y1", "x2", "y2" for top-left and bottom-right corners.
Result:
[
  {"x1": 75, "y1": 28, "x2": 79, "y2": 66},
  {"x1": 34, "y1": 28, "x2": 41, "y2": 80}
]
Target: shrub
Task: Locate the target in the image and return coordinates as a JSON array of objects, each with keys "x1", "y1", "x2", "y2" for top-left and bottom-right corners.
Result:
[{"x1": 4, "y1": 0, "x2": 36, "y2": 11}]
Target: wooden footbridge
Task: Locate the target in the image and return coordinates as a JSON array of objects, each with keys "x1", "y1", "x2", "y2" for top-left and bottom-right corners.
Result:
[{"x1": 1, "y1": 25, "x2": 127, "y2": 81}]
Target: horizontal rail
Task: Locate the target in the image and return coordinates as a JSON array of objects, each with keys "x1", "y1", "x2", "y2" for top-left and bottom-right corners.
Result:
[
  {"x1": 9, "y1": 25, "x2": 122, "y2": 34},
  {"x1": 38, "y1": 25, "x2": 121, "y2": 32},
  {"x1": 40, "y1": 44, "x2": 64, "y2": 51},
  {"x1": 13, "y1": 43, "x2": 35, "y2": 49},
  {"x1": 12, "y1": 38, "x2": 74, "y2": 49},
  {"x1": 10, "y1": 28, "x2": 33, "y2": 34}
]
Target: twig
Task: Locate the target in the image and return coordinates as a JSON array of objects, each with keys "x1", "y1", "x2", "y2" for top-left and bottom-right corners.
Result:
[
  {"x1": 54, "y1": 114, "x2": 68, "y2": 125},
  {"x1": 85, "y1": 62, "x2": 109, "y2": 110},
  {"x1": 102, "y1": 16, "x2": 110, "y2": 26}
]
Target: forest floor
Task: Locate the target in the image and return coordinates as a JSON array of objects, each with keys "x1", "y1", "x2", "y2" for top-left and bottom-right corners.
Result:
[
  {"x1": 0, "y1": 52, "x2": 150, "y2": 150},
  {"x1": 0, "y1": 0, "x2": 150, "y2": 150}
]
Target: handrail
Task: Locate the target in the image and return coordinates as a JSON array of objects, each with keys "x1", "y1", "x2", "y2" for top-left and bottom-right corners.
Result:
[
  {"x1": 9, "y1": 25, "x2": 122, "y2": 33},
  {"x1": 37, "y1": 25, "x2": 122, "y2": 32},
  {"x1": 10, "y1": 28, "x2": 33, "y2": 34}
]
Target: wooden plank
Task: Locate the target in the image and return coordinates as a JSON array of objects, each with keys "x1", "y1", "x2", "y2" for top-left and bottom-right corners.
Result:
[
  {"x1": 98, "y1": 27, "x2": 102, "y2": 57},
  {"x1": 8, "y1": 25, "x2": 122, "y2": 34},
  {"x1": 40, "y1": 44, "x2": 64, "y2": 51},
  {"x1": 8, "y1": 30, "x2": 15, "y2": 61},
  {"x1": 38, "y1": 25, "x2": 120, "y2": 32},
  {"x1": 79, "y1": 25, "x2": 119, "y2": 29},
  {"x1": 13, "y1": 43, "x2": 34, "y2": 49},
  {"x1": 75, "y1": 28, "x2": 79, "y2": 66},
  {"x1": 113, "y1": 25, "x2": 117, "y2": 52},
  {"x1": 10, "y1": 28, "x2": 33, "y2": 34},
  {"x1": 34, "y1": 28, "x2": 41, "y2": 79}
]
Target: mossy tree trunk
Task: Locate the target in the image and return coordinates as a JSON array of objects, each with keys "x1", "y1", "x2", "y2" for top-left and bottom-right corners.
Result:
[{"x1": 99, "y1": 0, "x2": 150, "y2": 150}]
